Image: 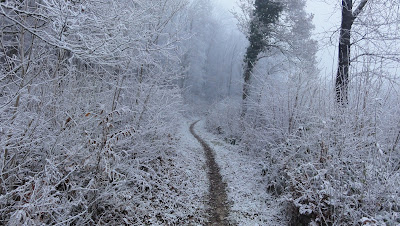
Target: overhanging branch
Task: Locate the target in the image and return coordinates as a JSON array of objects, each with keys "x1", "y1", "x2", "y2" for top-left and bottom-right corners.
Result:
[{"x1": 352, "y1": 0, "x2": 368, "y2": 19}]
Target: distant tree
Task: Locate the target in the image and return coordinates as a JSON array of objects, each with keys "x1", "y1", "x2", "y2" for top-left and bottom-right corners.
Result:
[{"x1": 242, "y1": 0, "x2": 283, "y2": 112}]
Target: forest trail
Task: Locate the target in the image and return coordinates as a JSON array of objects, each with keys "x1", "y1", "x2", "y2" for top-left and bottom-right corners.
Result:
[{"x1": 190, "y1": 121, "x2": 231, "y2": 226}]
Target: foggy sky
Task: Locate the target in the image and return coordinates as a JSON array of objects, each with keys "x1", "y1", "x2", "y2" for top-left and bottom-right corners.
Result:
[
  {"x1": 305, "y1": 0, "x2": 340, "y2": 79},
  {"x1": 213, "y1": 0, "x2": 341, "y2": 79}
]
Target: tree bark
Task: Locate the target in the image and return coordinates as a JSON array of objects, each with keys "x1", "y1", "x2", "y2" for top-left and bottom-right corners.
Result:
[
  {"x1": 336, "y1": 0, "x2": 368, "y2": 105},
  {"x1": 242, "y1": 63, "x2": 253, "y2": 101},
  {"x1": 241, "y1": 61, "x2": 254, "y2": 116},
  {"x1": 336, "y1": 0, "x2": 353, "y2": 105}
]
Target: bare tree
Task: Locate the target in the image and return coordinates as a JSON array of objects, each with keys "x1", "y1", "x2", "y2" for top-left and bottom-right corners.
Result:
[{"x1": 335, "y1": 0, "x2": 368, "y2": 105}]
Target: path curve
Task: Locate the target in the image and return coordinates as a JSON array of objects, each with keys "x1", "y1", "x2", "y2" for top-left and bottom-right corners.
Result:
[{"x1": 190, "y1": 121, "x2": 231, "y2": 225}]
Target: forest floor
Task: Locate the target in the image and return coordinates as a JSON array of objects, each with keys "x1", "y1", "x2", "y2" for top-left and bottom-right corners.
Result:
[
  {"x1": 190, "y1": 121, "x2": 231, "y2": 225},
  {"x1": 188, "y1": 119, "x2": 287, "y2": 225}
]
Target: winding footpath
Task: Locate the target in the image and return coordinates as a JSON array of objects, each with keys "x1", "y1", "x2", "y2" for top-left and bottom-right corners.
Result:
[{"x1": 190, "y1": 121, "x2": 231, "y2": 225}]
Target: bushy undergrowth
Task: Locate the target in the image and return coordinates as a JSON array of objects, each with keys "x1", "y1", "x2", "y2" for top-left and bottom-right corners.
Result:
[
  {"x1": 206, "y1": 77, "x2": 400, "y2": 225},
  {"x1": 205, "y1": 98, "x2": 242, "y2": 142},
  {"x1": 0, "y1": 76, "x2": 203, "y2": 224},
  {"x1": 0, "y1": 0, "x2": 205, "y2": 224}
]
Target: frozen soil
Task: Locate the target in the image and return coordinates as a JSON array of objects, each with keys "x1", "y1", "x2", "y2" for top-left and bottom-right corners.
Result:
[
  {"x1": 190, "y1": 121, "x2": 231, "y2": 225},
  {"x1": 171, "y1": 119, "x2": 210, "y2": 224},
  {"x1": 194, "y1": 120, "x2": 288, "y2": 225}
]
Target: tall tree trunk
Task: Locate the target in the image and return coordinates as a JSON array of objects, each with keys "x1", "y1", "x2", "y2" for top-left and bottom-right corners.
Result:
[
  {"x1": 336, "y1": 0, "x2": 353, "y2": 105},
  {"x1": 242, "y1": 63, "x2": 253, "y2": 101},
  {"x1": 241, "y1": 61, "x2": 254, "y2": 116},
  {"x1": 335, "y1": 0, "x2": 368, "y2": 105},
  {"x1": 241, "y1": 0, "x2": 282, "y2": 116}
]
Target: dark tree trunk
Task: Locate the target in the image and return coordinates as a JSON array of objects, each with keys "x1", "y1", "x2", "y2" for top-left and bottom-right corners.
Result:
[
  {"x1": 336, "y1": 0, "x2": 354, "y2": 105},
  {"x1": 241, "y1": 0, "x2": 283, "y2": 116},
  {"x1": 242, "y1": 62, "x2": 253, "y2": 101},
  {"x1": 242, "y1": 58, "x2": 257, "y2": 116},
  {"x1": 335, "y1": 0, "x2": 368, "y2": 105}
]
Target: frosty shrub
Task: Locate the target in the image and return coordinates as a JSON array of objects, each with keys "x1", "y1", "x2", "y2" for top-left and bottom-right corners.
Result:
[
  {"x1": 205, "y1": 98, "x2": 242, "y2": 144},
  {"x1": 0, "y1": 0, "x2": 206, "y2": 224},
  {"x1": 205, "y1": 63, "x2": 400, "y2": 225}
]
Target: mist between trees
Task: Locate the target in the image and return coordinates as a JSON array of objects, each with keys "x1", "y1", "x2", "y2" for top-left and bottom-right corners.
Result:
[{"x1": 0, "y1": 0, "x2": 399, "y2": 225}]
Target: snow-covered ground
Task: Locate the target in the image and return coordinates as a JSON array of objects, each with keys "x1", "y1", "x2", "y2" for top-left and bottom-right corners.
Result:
[
  {"x1": 193, "y1": 120, "x2": 288, "y2": 225},
  {"x1": 174, "y1": 118, "x2": 209, "y2": 224}
]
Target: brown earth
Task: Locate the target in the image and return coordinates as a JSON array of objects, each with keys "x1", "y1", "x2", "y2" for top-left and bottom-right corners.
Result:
[{"x1": 190, "y1": 121, "x2": 232, "y2": 226}]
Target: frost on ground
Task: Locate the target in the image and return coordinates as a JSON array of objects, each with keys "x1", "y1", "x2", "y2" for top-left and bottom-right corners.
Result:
[
  {"x1": 194, "y1": 120, "x2": 288, "y2": 225},
  {"x1": 2, "y1": 116, "x2": 209, "y2": 225},
  {"x1": 190, "y1": 120, "x2": 231, "y2": 225},
  {"x1": 128, "y1": 117, "x2": 209, "y2": 224},
  {"x1": 172, "y1": 118, "x2": 209, "y2": 224}
]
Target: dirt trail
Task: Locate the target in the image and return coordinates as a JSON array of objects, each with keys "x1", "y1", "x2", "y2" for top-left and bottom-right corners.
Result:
[{"x1": 190, "y1": 121, "x2": 231, "y2": 226}]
